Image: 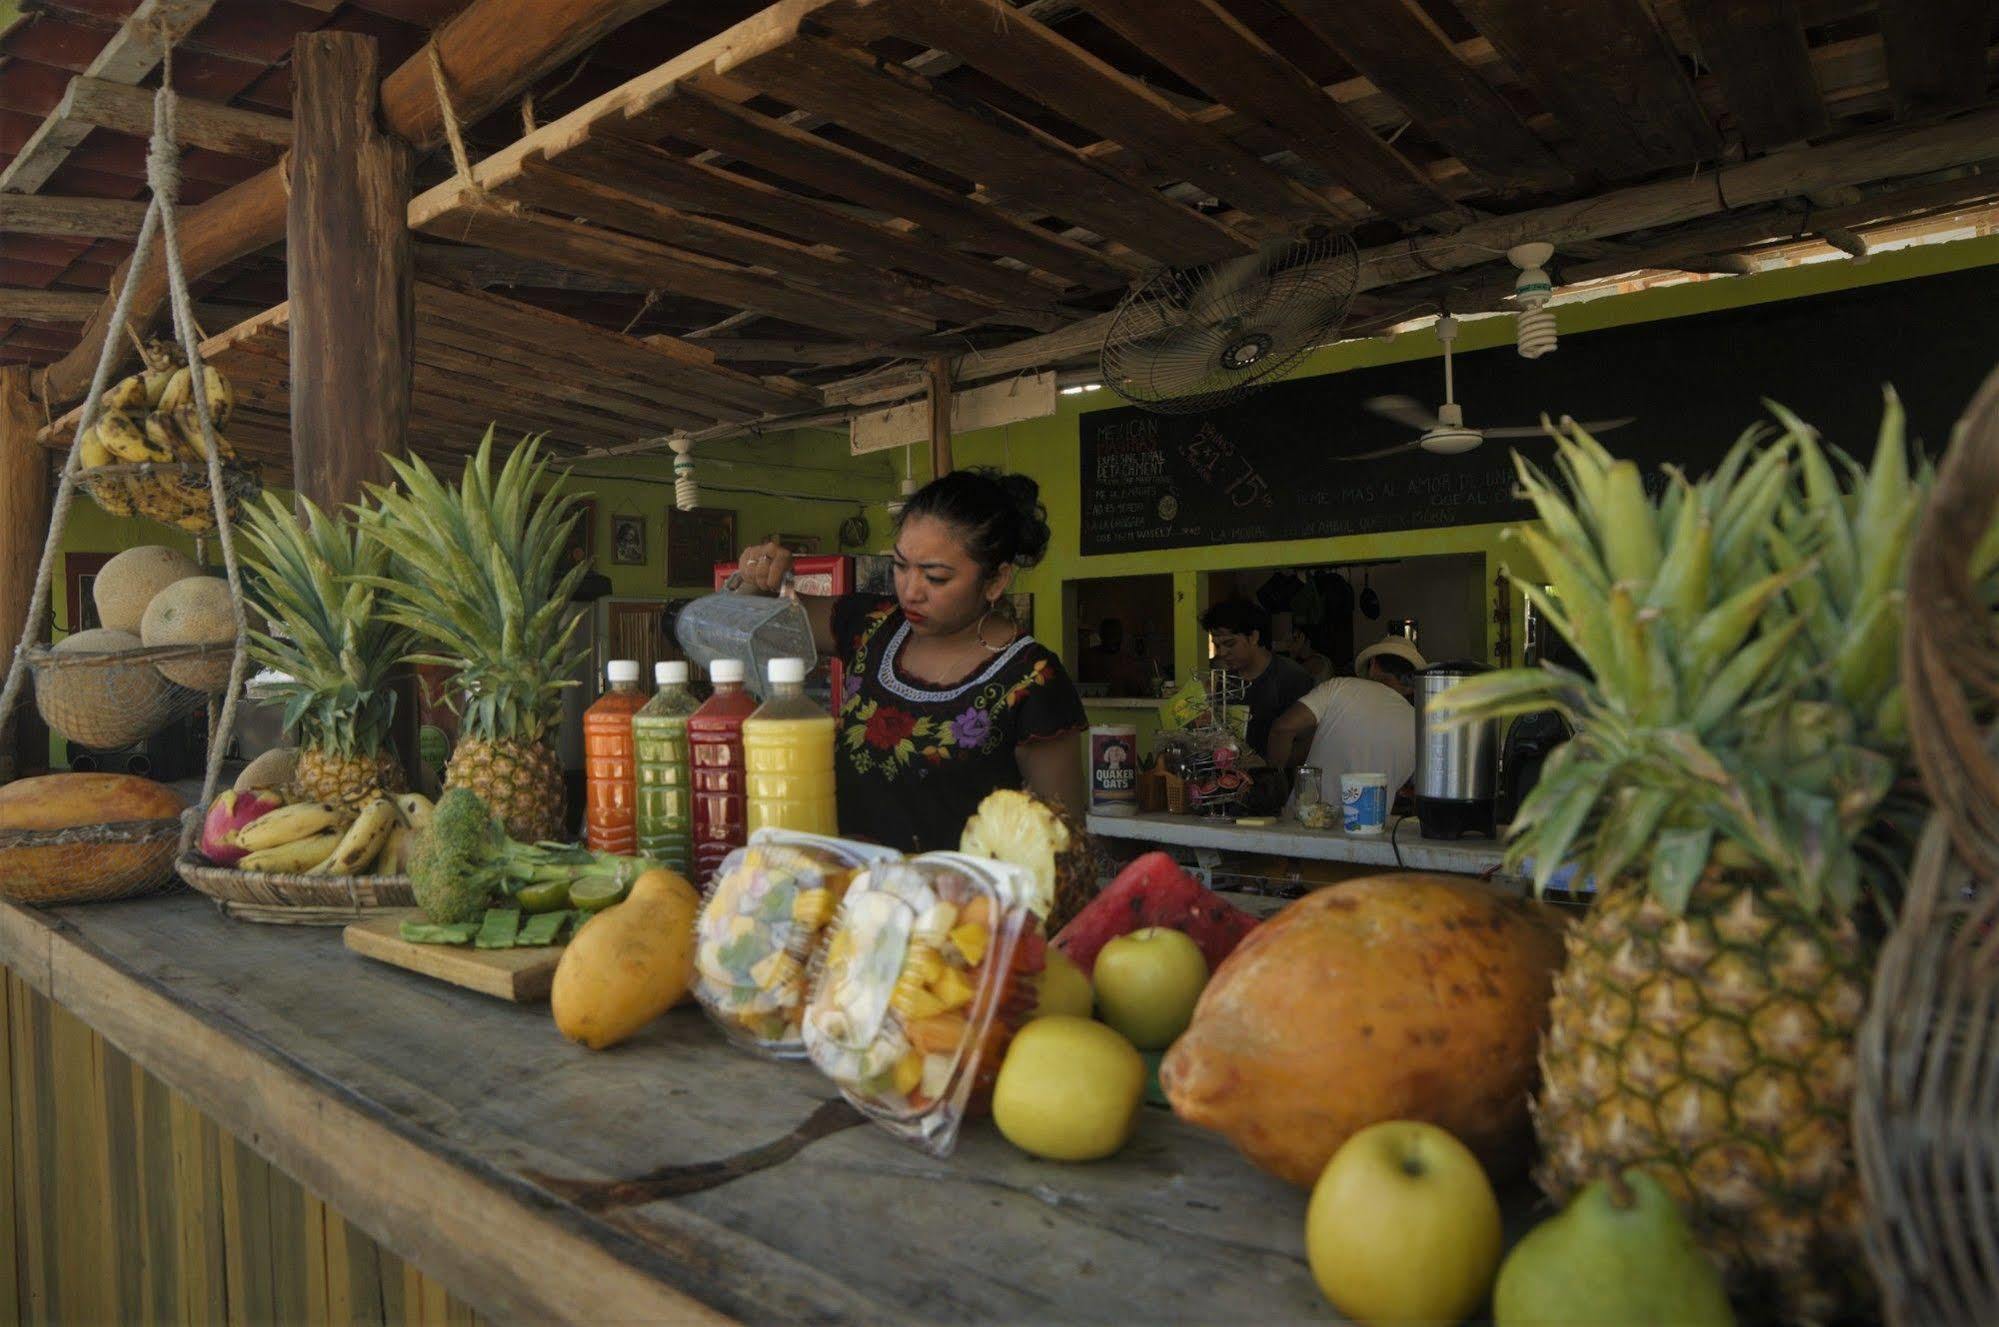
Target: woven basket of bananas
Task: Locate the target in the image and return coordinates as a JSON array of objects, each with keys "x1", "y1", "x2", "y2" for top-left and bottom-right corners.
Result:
[
  {"x1": 177, "y1": 856, "x2": 415, "y2": 922},
  {"x1": 77, "y1": 459, "x2": 261, "y2": 532},
  {"x1": 25, "y1": 638, "x2": 228, "y2": 749},
  {"x1": 177, "y1": 791, "x2": 426, "y2": 924}
]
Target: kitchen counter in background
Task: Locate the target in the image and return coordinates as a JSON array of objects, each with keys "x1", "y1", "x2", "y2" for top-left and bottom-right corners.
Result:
[{"x1": 1086, "y1": 810, "x2": 1512, "y2": 879}]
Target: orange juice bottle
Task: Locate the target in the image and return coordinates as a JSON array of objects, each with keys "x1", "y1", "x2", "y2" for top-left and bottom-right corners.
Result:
[
  {"x1": 743, "y1": 658, "x2": 837, "y2": 836},
  {"x1": 583, "y1": 660, "x2": 647, "y2": 854}
]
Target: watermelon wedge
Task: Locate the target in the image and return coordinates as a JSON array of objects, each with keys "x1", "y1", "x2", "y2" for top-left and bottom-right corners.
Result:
[{"x1": 1053, "y1": 852, "x2": 1260, "y2": 976}]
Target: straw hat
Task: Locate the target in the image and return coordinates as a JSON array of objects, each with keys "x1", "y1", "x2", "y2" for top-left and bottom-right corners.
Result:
[{"x1": 1354, "y1": 637, "x2": 1427, "y2": 671}]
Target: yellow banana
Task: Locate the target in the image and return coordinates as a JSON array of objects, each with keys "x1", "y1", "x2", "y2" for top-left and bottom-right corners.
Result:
[
  {"x1": 394, "y1": 792, "x2": 435, "y2": 834},
  {"x1": 105, "y1": 374, "x2": 150, "y2": 413},
  {"x1": 98, "y1": 411, "x2": 171, "y2": 463},
  {"x1": 171, "y1": 406, "x2": 235, "y2": 459},
  {"x1": 144, "y1": 410, "x2": 199, "y2": 461},
  {"x1": 91, "y1": 477, "x2": 139, "y2": 517},
  {"x1": 230, "y1": 801, "x2": 349, "y2": 853},
  {"x1": 377, "y1": 824, "x2": 412, "y2": 876},
  {"x1": 142, "y1": 368, "x2": 176, "y2": 408},
  {"x1": 311, "y1": 798, "x2": 400, "y2": 876},
  {"x1": 239, "y1": 831, "x2": 343, "y2": 875},
  {"x1": 80, "y1": 429, "x2": 115, "y2": 469},
  {"x1": 159, "y1": 365, "x2": 233, "y2": 427}
]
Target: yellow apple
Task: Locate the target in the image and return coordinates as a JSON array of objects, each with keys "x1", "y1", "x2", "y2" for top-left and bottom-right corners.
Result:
[
  {"x1": 1305, "y1": 1120, "x2": 1502, "y2": 1324},
  {"x1": 993, "y1": 1016, "x2": 1144, "y2": 1161},
  {"x1": 1092, "y1": 926, "x2": 1208, "y2": 1050},
  {"x1": 1030, "y1": 949, "x2": 1094, "y2": 1020}
]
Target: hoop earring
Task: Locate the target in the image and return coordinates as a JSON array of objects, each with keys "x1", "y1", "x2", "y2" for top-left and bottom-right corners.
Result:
[{"x1": 975, "y1": 605, "x2": 1009, "y2": 653}]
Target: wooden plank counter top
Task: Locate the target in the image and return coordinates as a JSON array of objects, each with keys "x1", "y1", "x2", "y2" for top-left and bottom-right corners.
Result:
[{"x1": 0, "y1": 890, "x2": 1540, "y2": 1324}]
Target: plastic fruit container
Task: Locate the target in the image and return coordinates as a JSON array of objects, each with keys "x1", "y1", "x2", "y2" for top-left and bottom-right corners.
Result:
[
  {"x1": 801, "y1": 852, "x2": 1047, "y2": 1156},
  {"x1": 692, "y1": 830, "x2": 900, "y2": 1058}
]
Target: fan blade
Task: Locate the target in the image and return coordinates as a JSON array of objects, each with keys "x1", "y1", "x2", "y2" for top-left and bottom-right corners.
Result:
[
  {"x1": 1481, "y1": 416, "x2": 1635, "y2": 439},
  {"x1": 1364, "y1": 395, "x2": 1441, "y2": 431},
  {"x1": 1334, "y1": 438, "x2": 1425, "y2": 462}
]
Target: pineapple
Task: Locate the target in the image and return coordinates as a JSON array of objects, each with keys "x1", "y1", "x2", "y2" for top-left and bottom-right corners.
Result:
[
  {"x1": 238, "y1": 493, "x2": 411, "y2": 810},
  {"x1": 958, "y1": 789, "x2": 1097, "y2": 930},
  {"x1": 1434, "y1": 401, "x2": 1936, "y2": 1324},
  {"x1": 358, "y1": 430, "x2": 587, "y2": 843}
]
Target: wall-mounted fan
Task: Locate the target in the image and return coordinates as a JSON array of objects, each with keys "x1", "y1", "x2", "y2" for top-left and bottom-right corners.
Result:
[
  {"x1": 1342, "y1": 315, "x2": 1633, "y2": 460},
  {"x1": 1101, "y1": 232, "x2": 1360, "y2": 415}
]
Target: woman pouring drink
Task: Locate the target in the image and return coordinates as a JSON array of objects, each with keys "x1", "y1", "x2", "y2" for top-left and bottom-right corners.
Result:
[{"x1": 732, "y1": 469, "x2": 1088, "y2": 851}]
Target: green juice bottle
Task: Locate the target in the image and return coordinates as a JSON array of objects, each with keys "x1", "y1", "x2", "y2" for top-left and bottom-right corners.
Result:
[{"x1": 633, "y1": 660, "x2": 699, "y2": 876}]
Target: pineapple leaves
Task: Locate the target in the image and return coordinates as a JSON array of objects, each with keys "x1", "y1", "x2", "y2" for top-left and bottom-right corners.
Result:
[{"x1": 1648, "y1": 827, "x2": 1712, "y2": 916}]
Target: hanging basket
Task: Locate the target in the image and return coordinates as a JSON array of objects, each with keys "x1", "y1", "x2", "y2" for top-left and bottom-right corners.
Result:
[
  {"x1": 26, "y1": 640, "x2": 231, "y2": 749},
  {"x1": 1855, "y1": 363, "x2": 1999, "y2": 1326},
  {"x1": 0, "y1": 817, "x2": 184, "y2": 904},
  {"x1": 77, "y1": 459, "x2": 261, "y2": 532},
  {"x1": 177, "y1": 855, "x2": 414, "y2": 923}
]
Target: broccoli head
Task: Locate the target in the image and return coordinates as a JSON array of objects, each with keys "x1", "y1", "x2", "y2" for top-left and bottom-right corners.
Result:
[{"x1": 408, "y1": 787, "x2": 656, "y2": 924}]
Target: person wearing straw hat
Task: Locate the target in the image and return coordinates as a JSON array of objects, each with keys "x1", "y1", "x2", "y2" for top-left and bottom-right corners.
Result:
[{"x1": 1264, "y1": 636, "x2": 1426, "y2": 813}]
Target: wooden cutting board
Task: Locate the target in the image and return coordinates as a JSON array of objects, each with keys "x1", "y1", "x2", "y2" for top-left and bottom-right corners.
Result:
[{"x1": 343, "y1": 910, "x2": 564, "y2": 1002}]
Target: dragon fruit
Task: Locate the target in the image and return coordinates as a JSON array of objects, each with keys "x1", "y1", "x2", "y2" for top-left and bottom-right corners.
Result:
[
  {"x1": 199, "y1": 788, "x2": 285, "y2": 865},
  {"x1": 1053, "y1": 852, "x2": 1259, "y2": 976}
]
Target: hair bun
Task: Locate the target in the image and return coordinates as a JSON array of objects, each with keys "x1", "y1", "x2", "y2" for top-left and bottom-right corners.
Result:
[
  {"x1": 994, "y1": 471, "x2": 1050, "y2": 567},
  {"x1": 896, "y1": 467, "x2": 1053, "y2": 572}
]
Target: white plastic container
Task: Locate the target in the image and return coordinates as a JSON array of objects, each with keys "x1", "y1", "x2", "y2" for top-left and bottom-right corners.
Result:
[{"x1": 1341, "y1": 772, "x2": 1389, "y2": 836}]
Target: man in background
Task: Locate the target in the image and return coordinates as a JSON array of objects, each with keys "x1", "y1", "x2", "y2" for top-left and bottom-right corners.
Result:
[
  {"x1": 1265, "y1": 637, "x2": 1426, "y2": 811},
  {"x1": 1354, "y1": 636, "x2": 1423, "y2": 701},
  {"x1": 1201, "y1": 598, "x2": 1314, "y2": 758}
]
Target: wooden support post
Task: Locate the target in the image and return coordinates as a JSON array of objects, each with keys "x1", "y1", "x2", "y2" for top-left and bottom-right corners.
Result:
[
  {"x1": 927, "y1": 356, "x2": 953, "y2": 479},
  {"x1": 288, "y1": 32, "x2": 414, "y2": 507},
  {"x1": 0, "y1": 368, "x2": 53, "y2": 779}
]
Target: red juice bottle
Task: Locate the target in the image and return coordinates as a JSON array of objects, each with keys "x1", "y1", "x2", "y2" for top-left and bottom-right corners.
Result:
[
  {"x1": 689, "y1": 657, "x2": 757, "y2": 886},
  {"x1": 583, "y1": 660, "x2": 647, "y2": 855}
]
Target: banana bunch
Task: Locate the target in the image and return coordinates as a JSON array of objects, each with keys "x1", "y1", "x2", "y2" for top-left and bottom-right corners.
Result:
[
  {"x1": 227, "y1": 791, "x2": 434, "y2": 876},
  {"x1": 78, "y1": 341, "x2": 241, "y2": 531}
]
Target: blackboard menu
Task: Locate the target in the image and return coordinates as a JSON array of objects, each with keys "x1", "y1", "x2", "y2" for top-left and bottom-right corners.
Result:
[{"x1": 1081, "y1": 262, "x2": 1999, "y2": 555}]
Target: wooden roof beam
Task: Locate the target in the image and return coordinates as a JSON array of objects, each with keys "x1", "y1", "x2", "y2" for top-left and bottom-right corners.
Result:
[
  {"x1": 1680, "y1": 0, "x2": 1828, "y2": 149},
  {"x1": 63, "y1": 76, "x2": 293, "y2": 162},
  {"x1": 37, "y1": 0, "x2": 684, "y2": 407},
  {"x1": 0, "y1": 195, "x2": 149, "y2": 240}
]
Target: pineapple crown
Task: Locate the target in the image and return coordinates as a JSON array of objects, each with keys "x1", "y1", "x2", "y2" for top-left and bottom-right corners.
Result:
[
  {"x1": 237, "y1": 490, "x2": 414, "y2": 758},
  {"x1": 1435, "y1": 394, "x2": 1938, "y2": 917},
  {"x1": 356, "y1": 428, "x2": 588, "y2": 747}
]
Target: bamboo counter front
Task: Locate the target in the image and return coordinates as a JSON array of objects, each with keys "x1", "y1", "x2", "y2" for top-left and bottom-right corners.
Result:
[{"x1": 0, "y1": 891, "x2": 1544, "y2": 1324}]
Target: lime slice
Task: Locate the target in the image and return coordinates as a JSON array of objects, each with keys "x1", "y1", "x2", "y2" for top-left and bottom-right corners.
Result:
[
  {"x1": 515, "y1": 879, "x2": 571, "y2": 914},
  {"x1": 570, "y1": 878, "x2": 628, "y2": 913}
]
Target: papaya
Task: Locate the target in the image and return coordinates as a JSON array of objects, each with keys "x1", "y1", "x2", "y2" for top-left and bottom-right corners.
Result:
[
  {"x1": 0, "y1": 774, "x2": 186, "y2": 900},
  {"x1": 1161, "y1": 874, "x2": 1565, "y2": 1188},
  {"x1": 551, "y1": 868, "x2": 699, "y2": 1050}
]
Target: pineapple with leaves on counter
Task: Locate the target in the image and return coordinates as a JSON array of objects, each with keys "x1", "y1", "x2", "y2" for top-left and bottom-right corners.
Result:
[
  {"x1": 238, "y1": 492, "x2": 412, "y2": 809},
  {"x1": 958, "y1": 789, "x2": 1097, "y2": 930},
  {"x1": 1434, "y1": 401, "x2": 1937, "y2": 1324},
  {"x1": 359, "y1": 430, "x2": 588, "y2": 844}
]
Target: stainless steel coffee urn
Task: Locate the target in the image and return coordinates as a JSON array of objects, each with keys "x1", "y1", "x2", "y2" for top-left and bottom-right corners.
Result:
[{"x1": 1414, "y1": 660, "x2": 1499, "y2": 838}]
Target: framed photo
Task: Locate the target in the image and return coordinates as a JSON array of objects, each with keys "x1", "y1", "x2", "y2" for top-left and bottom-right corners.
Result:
[
  {"x1": 1006, "y1": 592, "x2": 1034, "y2": 634},
  {"x1": 667, "y1": 507, "x2": 738, "y2": 588},
  {"x1": 611, "y1": 513, "x2": 647, "y2": 565},
  {"x1": 564, "y1": 499, "x2": 596, "y2": 573},
  {"x1": 773, "y1": 532, "x2": 821, "y2": 555}
]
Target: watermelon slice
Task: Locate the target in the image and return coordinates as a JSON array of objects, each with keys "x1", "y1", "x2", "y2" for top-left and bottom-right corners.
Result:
[{"x1": 1053, "y1": 852, "x2": 1260, "y2": 976}]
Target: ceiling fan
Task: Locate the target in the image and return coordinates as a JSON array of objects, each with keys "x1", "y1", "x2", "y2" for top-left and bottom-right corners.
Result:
[{"x1": 1342, "y1": 314, "x2": 1633, "y2": 460}]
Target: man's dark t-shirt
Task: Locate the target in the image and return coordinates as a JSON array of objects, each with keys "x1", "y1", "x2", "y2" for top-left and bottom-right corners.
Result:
[{"x1": 1243, "y1": 654, "x2": 1315, "y2": 757}]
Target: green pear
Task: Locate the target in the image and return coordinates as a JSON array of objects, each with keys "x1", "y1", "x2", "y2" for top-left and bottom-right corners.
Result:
[{"x1": 1494, "y1": 1170, "x2": 1735, "y2": 1326}]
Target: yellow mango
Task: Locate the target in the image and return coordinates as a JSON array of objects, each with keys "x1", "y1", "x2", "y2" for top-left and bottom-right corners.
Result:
[
  {"x1": 931, "y1": 965, "x2": 976, "y2": 1013},
  {"x1": 893, "y1": 985, "x2": 947, "y2": 1020},
  {"x1": 949, "y1": 923, "x2": 989, "y2": 967},
  {"x1": 893, "y1": 1051, "x2": 925, "y2": 1097},
  {"x1": 551, "y1": 868, "x2": 700, "y2": 1051},
  {"x1": 792, "y1": 887, "x2": 832, "y2": 927}
]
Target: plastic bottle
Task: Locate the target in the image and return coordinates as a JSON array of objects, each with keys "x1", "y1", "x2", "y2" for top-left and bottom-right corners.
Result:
[
  {"x1": 690, "y1": 658, "x2": 758, "y2": 885},
  {"x1": 633, "y1": 660, "x2": 699, "y2": 875},
  {"x1": 743, "y1": 657, "x2": 838, "y2": 837},
  {"x1": 583, "y1": 660, "x2": 648, "y2": 854}
]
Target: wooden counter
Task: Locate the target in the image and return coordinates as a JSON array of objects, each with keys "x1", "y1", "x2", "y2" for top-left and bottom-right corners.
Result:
[
  {"x1": 0, "y1": 891, "x2": 1541, "y2": 1324},
  {"x1": 1087, "y1": 811, "x2": 1513, "y2": 878}
]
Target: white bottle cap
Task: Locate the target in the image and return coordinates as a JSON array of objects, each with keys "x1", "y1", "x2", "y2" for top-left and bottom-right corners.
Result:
[
  {"x1": 768, "y1": 657, "x2": 807, "y2": 685},
  {"x1": 656, "y1": 660, "x2": 689, "y2": 686},
  {"x1": 710, "y1": 658, "x2": 745, "y2": 684},
  {"x1": 607, "y1": 660, "x2": 640, "y2": 684}
]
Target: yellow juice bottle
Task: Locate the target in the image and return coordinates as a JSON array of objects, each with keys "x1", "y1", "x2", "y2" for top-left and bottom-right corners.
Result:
[{"x1": 743, "y1": 657, "x2": 837, "y2": 836}]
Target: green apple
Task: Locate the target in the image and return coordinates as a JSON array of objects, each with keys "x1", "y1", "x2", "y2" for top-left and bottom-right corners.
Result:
[
  {"x1": 993, "y1": 1016, "x2": 1145, "y2": 1161},
  {"x1": 1306, "y1": 1120, "x2": 1502, "y2": 1325},
  {"x1": 1092, "y1": 926, "x2": 1208, "y2": 1050},
  {"x1": 1030, "y1": 949, "x2": 1094, "y2": 1021}
]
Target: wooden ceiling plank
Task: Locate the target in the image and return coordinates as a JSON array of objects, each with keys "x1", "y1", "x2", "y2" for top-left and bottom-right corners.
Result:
[
  {"x1": 824, "y1": 0, "x2": 1331, "y2": 222},
  {"x1": 414, "y1": 318, "x2": 730, "y2": 432},
  {"x1": 637, "y1": 81, "x2": 1133, "y2": 289},
  {"x1": 1453, "y1": 0, "x2": 1718, "y2": 178},
  {"x1": 0, "y1": 288, "x2": 106, "y2": 321},
  {"x1": 1269, "y1": 0, "x2": 1571, "y2": 191},
  {"x1": 414, "y1": 202, "x2": 932, "y2": 342},
  {"x1": 715, "y1": 33, "x2": 1256, "y2": 264},
  {"x1": 411, "y1": 242, "x2": 650, "y2": 294},
  {"x1": 688, "y1": 336, "x2": 911, "y2": 365},
  {"x1": 1681, "y1": 0, "x2": 1828, "y2": 148},
  {"x1": 1074, "y1": 0, "x2": 1447, "y2": 218},
  {"x1": 0, "y1": 193, "x2": 148, "y2": 238},
  {"x1": 1878, "y1": 0, "x2": 1993, "y2": 120},
  {"x1": 501, "y1": 156, "x2": 997, "y2": 325},
  {"x1": 62, "y1": 75, "x2": 292, "y2": 161},
  {"x1": 543, "y1": 131, "x2": 1069, "y2": 314},
  {"x1": 0, "y1": 0, "x2": 222, "y2": 194}
]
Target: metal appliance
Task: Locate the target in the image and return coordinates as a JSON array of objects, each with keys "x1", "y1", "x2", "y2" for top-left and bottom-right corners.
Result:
[{"x1": 1413, "y1": 660, "x2": 1499, "y2": 839}]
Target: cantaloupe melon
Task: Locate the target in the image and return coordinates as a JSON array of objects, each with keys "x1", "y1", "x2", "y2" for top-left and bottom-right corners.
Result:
[
  {"x1": 234, "y1": 746, "x2": 299, "y2": 794},
  {"x1": 0, "y1": 773, "x2": 186, "y2": 902},
  {"x1": 94, "y1": 546, "x2": 200, "y2": 633},
  {"x1": 139, "y1": 576, "x2": 245, "y2": 691},
  {"x1": 38, "y1": 628, "x2": 174, "y2": 749}
]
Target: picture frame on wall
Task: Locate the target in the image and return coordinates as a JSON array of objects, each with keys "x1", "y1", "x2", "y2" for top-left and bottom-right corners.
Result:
[
  {"x1": 611, "y1": 514, "x2": 647, "y2": 566},
  {"x1": 1006, "y1": 592, "x2": 1034, "y2": 634},
  {"x1": 667, "y1": 507, "x2": 738, "y2": 588},
  {"x1": 564, "y1": 499, "x2": 597, "y2": 573}
]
